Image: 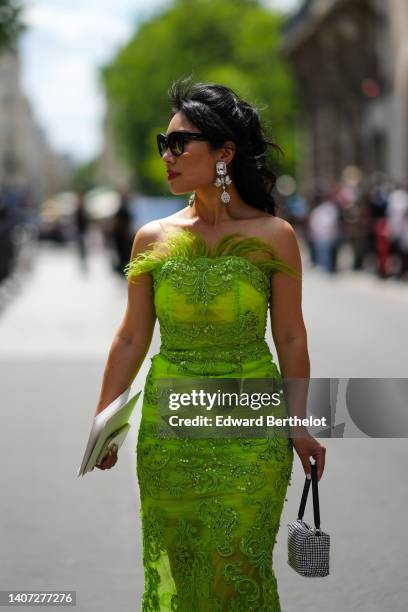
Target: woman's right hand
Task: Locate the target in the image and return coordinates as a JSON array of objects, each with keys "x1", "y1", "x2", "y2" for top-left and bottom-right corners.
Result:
[{"x1": 94, "y1": 444, "x2": 118, "y2": 471}]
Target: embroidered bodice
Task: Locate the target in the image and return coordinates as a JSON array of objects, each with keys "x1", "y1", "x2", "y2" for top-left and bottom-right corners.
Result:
[{"x1": 123, "y1": 227, "x2": 299, "y2": 374}]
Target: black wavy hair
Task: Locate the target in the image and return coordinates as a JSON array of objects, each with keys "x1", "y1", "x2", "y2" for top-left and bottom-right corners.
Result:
[{"x1": 168, "y1": 77, "x2": 283, "y2": 216}]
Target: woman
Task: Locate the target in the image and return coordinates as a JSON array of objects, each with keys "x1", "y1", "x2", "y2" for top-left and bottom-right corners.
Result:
[{"x1": 93, "y1": 79, "x2": 326, "y2": 610}]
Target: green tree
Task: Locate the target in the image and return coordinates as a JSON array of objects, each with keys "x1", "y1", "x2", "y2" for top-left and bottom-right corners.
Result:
[
  {"x1": 0, "y1": 0, "x2": 25, "y2": 50},
  {"x1": 101, "y1": 0, "x2": 297, "y2": 194}
]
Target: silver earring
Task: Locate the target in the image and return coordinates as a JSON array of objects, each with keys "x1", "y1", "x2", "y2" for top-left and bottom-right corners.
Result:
[
  {"x1": 188, "y1": 193, "x2": 195, "y2": 207},
  {"x1": 214, "y1": 161, "x2": 232, "y2": 204}
]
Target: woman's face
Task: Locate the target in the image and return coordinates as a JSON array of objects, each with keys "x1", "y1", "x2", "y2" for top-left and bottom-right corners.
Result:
[{"x1": 161, "y1": 111, "x2": 221, "y2": 195}]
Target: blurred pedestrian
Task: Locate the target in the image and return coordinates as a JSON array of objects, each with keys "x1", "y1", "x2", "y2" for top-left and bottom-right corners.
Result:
[
  {"x1": 74, "y1": 190, "x2": 90, "y2": 272},
  {"x1": 112, "y1": 189, "x2": 133, "y2": 275},
  {"x1": 397, "y1": 207, "x2": 408, "y2": 279},
  {"x1": 350, "y1": 191, "x2": 374, "y2": 271},
  {"x1": 0, "y1": 185, "x2": 14, "y2": 282},
  {"x1": 308, "y1": 193, "x2": 340, "y2": 273},
  {"x1": 386, "y1": 182, "x2": 408, "y2": 274},
  {"x1": 284, "y1": 192, "x2": 309, "y2": 236},
  {"x1": 373, "y1": 217, "x2": 390, "y2": 278},
  {"x1": 0, "y1": 183, "x2": 22, "y2": 281}
]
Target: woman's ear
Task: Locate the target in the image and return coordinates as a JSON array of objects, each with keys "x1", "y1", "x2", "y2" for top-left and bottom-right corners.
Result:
[{"x1": 218, "y1": 141, "x2": 236, "y2": 165}]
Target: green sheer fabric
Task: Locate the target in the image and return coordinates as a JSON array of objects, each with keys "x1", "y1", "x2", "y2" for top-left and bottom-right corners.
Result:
[{"x1": 124, "y1": 227, "x2": 299, "y2": 611}]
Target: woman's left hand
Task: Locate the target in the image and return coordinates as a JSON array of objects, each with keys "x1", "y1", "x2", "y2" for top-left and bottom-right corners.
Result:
[{"x1": 291, "y1": 431, "x2": 326, "y2": 481}]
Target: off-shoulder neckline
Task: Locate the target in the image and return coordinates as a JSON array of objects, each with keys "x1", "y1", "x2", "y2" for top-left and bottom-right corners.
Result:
[
  {"x1": 159, "y1": 225, "x2": 276, "y2": 257},
  {"x1": 124, "y1": 224, "x2": 300, "y2": 282}
]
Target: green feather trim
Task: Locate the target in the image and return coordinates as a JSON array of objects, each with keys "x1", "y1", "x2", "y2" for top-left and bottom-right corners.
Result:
[{"x1": 123, "y1": 227, "x2": 300, "y2": 282}]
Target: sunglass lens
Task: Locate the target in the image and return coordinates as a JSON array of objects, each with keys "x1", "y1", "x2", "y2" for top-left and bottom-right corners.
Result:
[
  {"x1": 168, "y1": 133, "x2": 184, "y2": 156},
  {"x1": 157, "y1": 133, "x2": 187, "y2": 156},
  {"x1": 157, "y1": 135, "x2": 167, "y2": 157}
]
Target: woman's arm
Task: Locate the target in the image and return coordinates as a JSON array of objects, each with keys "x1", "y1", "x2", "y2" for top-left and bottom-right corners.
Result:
[
  {"x1": 93, "y1": 222, "x2": 159, "y2": 417},
  {"x1": 268, "y1": 219, "x2": 326, "y2": 480},
  {"x1": 269, "y1": 220, "x2": 309, "y2": 379}
]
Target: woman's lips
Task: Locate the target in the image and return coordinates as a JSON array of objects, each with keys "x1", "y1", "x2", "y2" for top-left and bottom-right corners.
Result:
[{"x1": 167, "y1": 172, "x2": 181, "y2": 180}]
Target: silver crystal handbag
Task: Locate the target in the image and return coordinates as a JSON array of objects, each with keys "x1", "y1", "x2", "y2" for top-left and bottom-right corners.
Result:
[{"x1": 287, "y1": 462, "x2": 330, "y2": 577}]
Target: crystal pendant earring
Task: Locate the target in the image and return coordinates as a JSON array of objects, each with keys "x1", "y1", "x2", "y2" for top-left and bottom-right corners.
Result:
[
  {"x1": 188, "y1": 193, "x2": 195, "y2": 207},
  {"x1": 214, "y1": 161, "x2": 232, "y2": 204}
]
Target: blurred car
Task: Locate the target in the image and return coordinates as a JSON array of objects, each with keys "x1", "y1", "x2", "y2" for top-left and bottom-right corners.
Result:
[{"x1": 38, "y1": 192, "x2": 79, "y2": 244}]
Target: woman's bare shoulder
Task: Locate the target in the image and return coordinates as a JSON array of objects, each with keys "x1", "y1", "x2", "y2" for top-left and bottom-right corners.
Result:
[
  {"x1": 130, "y1": 220, "x2": 163, "y2": 256},
  {"x1": 264, "y1": 216, "x2": 296, "y2": 241},
  {"x1": 262, "y1": 216, "x2": 301, "y2": 269},
  {"x1": 248, "y1": 214, "x2": 295, "y2": 244},
  {"x1": 130, "y1": 210, "x2": 191, "y2": 255}
]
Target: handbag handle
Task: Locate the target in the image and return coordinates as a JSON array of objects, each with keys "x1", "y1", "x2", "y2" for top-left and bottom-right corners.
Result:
[{"x1": 297, "y1": 462, "x2": 321, "y2": 532}]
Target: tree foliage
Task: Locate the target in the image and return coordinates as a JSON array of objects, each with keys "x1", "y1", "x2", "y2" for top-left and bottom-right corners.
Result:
[
  {"x1": 0, "y1": 0, "x2": 25, "y2": 51},
  {"x1": 101, "y1": 0, "x2": 298, "y2": 193}
]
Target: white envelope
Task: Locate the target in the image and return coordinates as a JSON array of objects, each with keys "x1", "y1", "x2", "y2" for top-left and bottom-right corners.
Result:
[{"x1": 78, "y1": 387, "x2": 142, "y2": 477}]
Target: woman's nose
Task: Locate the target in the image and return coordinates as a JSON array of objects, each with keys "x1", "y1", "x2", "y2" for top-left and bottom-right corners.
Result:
[{"x1": 162, "y1": 149, "x2": 175, "y2": 163}]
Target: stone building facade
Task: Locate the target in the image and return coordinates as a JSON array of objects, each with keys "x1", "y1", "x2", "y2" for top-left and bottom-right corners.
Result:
[
  {"x1": 284, "y1": 0, "x2": 408, "y2": 190},
  {"x1": 0, "y1": 49, "x2": 72, "y2": 205},
  {"x1": 94, "y1": 104, "x2": 132, "y2": 190}
]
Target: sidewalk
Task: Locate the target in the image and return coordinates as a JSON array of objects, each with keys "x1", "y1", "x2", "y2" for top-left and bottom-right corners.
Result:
[{"x1": 0, "y1": 241, "x2": 158, "y2": 611}]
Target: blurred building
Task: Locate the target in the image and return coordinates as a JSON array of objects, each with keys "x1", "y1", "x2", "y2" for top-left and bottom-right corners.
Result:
[
  {"x1": 95, "y1": 104, "x2": 132, "y2": 190},
  {"x1": 284, "y1": 0, "x2": 408, "y2": 189},
  {"x1": 0, "y1": 49, "x2": 72, "y2": 205}
]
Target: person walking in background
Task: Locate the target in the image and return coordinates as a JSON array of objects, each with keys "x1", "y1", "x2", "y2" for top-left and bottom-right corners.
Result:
[
  {"x1": 350, "y1": 190, "x2": 374, "y2": 271},
  {"x1": 283, "y1": 190, "x2": 309, "y2": 239},
  {"x1": 0, "y1": 184, "x2": 16, "y2": 283},
  {"x1": 308, "y1": 191, "x2": 340, "y2": 273},
  {"x1": 397, "y1": 206, "x2": 408, "y2": 279},
  {"x1": 111, "y1": 189, "x2": 133, "y2": 275},
  {"x1": 386, "y1": 182, "x2": 408, "y2": 276},
  {"x1": 368, "y1": 180, "x2": 390, "y2": 278},
  {"x1": 74, "y1": 190, "x2": 90, "y2": 273}
]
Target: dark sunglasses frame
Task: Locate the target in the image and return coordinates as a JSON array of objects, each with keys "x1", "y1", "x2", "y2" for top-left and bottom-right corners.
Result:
[{"x1": 156, "y1": 131, "x2": 209, "y2": 157}]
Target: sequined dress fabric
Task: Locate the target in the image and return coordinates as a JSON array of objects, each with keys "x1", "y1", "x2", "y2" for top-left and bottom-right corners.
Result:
[{"x1": 124, "y1": 227, "x2": 298, "y2": 611}]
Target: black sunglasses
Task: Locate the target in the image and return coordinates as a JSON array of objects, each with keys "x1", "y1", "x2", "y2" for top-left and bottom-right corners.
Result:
[{"x1": 156, "y1": 131, "x2": 209, "y2": 157}]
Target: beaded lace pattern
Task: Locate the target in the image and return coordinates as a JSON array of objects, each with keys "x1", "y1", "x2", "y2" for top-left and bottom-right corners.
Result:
[{"x1": 123, "y1": 227, "x2": 297, "y2": 611}]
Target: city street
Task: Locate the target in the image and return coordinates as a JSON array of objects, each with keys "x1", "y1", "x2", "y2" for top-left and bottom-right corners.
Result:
[{"x1": 0, "y1": 240, "x2": 407, "y2": 611}]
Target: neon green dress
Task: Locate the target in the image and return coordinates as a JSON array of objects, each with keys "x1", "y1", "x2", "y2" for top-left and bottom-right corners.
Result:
[{"x1": 124, "y1": 227, "x2": 299, "y2": 611}]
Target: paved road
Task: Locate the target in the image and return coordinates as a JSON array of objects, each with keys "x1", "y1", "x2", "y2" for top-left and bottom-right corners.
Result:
[{"x1": 0, "y1": 239, "x2": 407, "y2": 611}]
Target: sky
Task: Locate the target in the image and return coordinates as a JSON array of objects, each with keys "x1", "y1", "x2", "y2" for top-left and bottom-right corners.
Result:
[{"x1": 18, "y1": 0, "x2": 300, "y2": 164}]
